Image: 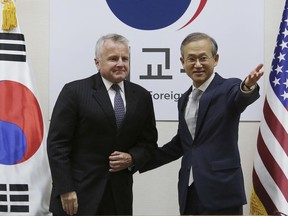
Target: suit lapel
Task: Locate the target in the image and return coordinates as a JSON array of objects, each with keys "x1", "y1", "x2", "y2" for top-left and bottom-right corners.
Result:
[
  {"x1": 179, "y1": 87, "x2": 193, "y2": 142},
  {"x1": 122, "y1": 81, "x2": 138, "y2": 127},
  {"x1": 195, "y1": 73, "x2": 224, "y2": 137},
  {"x1": 92, "y1": 73, "x2": 116, "y2": 128},
  {"x1": 91, "y1": 76, "x2": 139, "y2": 129},
  {"x1": 179, "y1": 74, "x2": 225, "y2": 143}
]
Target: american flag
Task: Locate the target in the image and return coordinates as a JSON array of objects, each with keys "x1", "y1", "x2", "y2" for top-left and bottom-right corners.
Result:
[{"x1": 250, "y1": 1, "x2": 288, "y2": 215}]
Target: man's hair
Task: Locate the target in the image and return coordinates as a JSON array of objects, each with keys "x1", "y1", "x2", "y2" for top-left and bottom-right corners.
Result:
[
  {"x1": 95, "y1": 33, "x2": 129, "y2": 59},
  {"x1": 180, "y1": 32, "x2": 218, "y2": 57}
]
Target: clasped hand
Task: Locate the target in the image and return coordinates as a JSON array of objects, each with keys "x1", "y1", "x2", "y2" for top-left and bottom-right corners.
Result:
[{"x1": 109, "y1": 151, "x2": 133, "y2": 172}]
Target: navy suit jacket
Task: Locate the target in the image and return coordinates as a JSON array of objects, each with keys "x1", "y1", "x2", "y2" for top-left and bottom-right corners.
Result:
[
  {"x1": 141, "y1": 73, "x2": 260, "y2": 214},
  {"x1": 47, "y1": 72, "x2": 157, "y2": 215}
]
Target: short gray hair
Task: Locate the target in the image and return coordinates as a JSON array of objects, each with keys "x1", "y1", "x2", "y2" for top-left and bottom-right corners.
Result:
[
  {"x1": 95, "y1": 33, "x2": 129, "y2": 59},
  {"x1": 180, "y1": 32, "x2": 218, "y2": 57}
]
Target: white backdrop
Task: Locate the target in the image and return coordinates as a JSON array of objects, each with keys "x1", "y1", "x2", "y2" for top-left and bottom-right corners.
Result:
[
  {"x1": 13, "y1": 0, "x2": 283, "y2": 214},
  {"x1": 50, "y1": 0, "x2": 264, "y2": 121}
]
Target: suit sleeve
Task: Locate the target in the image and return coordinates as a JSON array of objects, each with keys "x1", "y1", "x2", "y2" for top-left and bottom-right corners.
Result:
[
  {"x1": 47, "y1": 84, "x2": 78, "y2": 196},
  {"x1": 139, "y1": 91, "x2": 187, "y2": 172},
  {"x1": 139, "y1": 130, "x2": 183, "y2": 172},
  {"x1": 232, "y1": 79, "x2": 260, "y2": 114},
  {"x1": 128, "y1": 91, "x2": 158, "y2": 171}
]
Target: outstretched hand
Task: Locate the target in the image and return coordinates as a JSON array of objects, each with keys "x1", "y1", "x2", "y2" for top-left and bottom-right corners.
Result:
[{"x1": 244, "y1": 64, "x2": 264, "y2": 87}]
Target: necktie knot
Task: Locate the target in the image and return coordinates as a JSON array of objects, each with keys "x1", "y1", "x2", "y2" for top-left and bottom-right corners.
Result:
[
  {"x1": 112, "y1": 84, "x2": 120, "y2": 92},
  {"x1": 192, "y1": 88, "x2": 202, "y2": 101}
]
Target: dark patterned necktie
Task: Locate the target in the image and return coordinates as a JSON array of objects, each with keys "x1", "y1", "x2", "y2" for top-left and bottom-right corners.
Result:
[{"x1": 112, "y1": 84, "x2": 125, "y2": 128}]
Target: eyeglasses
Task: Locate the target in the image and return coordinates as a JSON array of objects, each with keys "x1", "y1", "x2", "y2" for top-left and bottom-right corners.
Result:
[{"x1": 185, "y1": 55, "x2": 213, "y2": 65}]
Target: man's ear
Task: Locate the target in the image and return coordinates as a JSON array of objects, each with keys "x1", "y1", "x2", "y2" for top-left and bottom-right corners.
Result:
[
  {"x1": 94, "y1": 58, "x2": 100, "y2": 69},
  {"x1": 180, "y1": 57, "x2": 184, "y2": 65},
  {"x1": 213, "y1": 54, "x2": 219, "y2": 67}
]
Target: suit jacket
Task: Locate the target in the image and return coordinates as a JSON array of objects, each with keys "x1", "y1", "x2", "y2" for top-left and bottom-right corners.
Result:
[
  {"x1": 141, "y1": 73, "x2": 260, "y2": 214},
  {"x1": 47, "y1": 72, "x2": 157, "y2": 215}
]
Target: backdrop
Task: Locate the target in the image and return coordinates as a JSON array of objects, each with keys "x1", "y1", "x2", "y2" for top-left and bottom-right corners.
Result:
[{"x1": 50, "y1": 0, "x2": 264, "y2": 121}]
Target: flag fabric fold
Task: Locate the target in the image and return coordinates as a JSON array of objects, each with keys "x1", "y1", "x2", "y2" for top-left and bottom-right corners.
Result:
[
  {"x1": 0, "y1": 1, "x2": 51, "y2": 215},
  {"x1": 250, "y1": 1, "x2": 288, "y2": 215}
]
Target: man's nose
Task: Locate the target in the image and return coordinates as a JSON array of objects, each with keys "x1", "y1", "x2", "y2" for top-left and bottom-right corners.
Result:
[{"x1": 116, "y1": 58, "x2": 125, "y2": 66}]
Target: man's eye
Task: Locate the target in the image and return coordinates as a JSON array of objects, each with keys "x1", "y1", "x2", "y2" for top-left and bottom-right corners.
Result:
[
  {"x1": 188, "y1": 58, "x2": 196, "y2": 62},
  {"x1": 109, "y1": 57, "x2": 118, "y2": 62}
]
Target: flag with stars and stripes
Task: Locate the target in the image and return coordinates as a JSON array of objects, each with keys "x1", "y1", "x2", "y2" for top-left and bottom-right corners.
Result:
[
  {"x1": 0, "y1": 1, "x2": 51, "y2": 215},
  {"x1": 250, "y1": 0, "x2": 288, "y2": 215}
]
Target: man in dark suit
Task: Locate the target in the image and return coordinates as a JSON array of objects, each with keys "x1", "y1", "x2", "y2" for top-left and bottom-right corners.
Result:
[
  {"x1": 47, "y1": 33, "x2": 158, "y2": 216},
  {"x1": 141, "y1": 32, "x2": 264, "y2": 215}
]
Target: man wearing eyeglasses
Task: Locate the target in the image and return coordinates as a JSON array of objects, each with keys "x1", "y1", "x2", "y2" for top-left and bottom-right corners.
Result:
[{"x1": 141, "y1": 32, "x2": 264, "y2": 215}]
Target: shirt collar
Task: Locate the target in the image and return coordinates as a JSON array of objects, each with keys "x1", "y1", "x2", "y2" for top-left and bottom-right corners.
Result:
[
  {"x1": 101, "y1": 75, "x2": 125, "y2": 92},
  {"x1": 193, "y1": 72, "x2": 215, "y2": 92}
]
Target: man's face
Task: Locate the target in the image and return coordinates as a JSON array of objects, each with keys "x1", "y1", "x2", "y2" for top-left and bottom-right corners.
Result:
[
  {"x1": 95, "y1": 39, "x2": 129, "y2": 83},
  {"x1": 180, "y1": 39, "x2": 219, "y2": 88}
]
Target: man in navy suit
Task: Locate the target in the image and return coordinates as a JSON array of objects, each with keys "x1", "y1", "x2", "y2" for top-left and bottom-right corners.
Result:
[
  {"x1": 47, "y1": 33, "x2": 158, "y2": 215},
  {"x1": 141, "y1": 32, "x2": 264, "y2": 215}
]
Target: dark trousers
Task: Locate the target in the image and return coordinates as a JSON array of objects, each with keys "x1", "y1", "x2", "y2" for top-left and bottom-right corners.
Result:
[
  {"x1": 184, "y1": 183, "x2": 243, "y2": 215},
  {"x1": 97, "y1": 180, "x2": 118, "y2": 215}
]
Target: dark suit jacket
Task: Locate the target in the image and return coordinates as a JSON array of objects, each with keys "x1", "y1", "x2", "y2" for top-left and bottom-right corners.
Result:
[
  {"x1": 47, "y1": 72, "x2": 157, "y2": 215},
  {"x1": 141, "y1": 73, "x2": 260, "y2": 214}
]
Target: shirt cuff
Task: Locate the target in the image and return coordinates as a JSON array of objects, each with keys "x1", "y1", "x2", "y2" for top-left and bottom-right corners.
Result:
[{"x1": 241, "y1": 81, "x2": 256, "y2": 93}]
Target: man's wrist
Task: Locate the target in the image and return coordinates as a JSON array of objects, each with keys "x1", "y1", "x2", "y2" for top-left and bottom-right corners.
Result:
[
  {"x1": 127, "y1": 155, "x2": 135, "y2": 171},
  {"x1": 242, "y1": 82, "x2": 256, "y2": 91},
  {"x1": 128, "y1": 164, "x2": 135, "y2": 171}
]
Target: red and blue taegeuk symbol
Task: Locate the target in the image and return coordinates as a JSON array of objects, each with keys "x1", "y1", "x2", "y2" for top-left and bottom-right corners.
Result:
[
  {"x1": 106, "y1": 0, "x2": 208, "y2": 30},
  {"x1": 0, "y1": 80, "x2": 43, "y2": 165}
]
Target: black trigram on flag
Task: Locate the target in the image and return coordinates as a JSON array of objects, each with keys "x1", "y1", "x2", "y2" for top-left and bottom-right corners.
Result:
[
  {"x1": 0, "y1": 184, "x2": 29, "y2": 213},
  {"x1": 0, "y1": 33, "x2": 26, "y2": 62}
]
